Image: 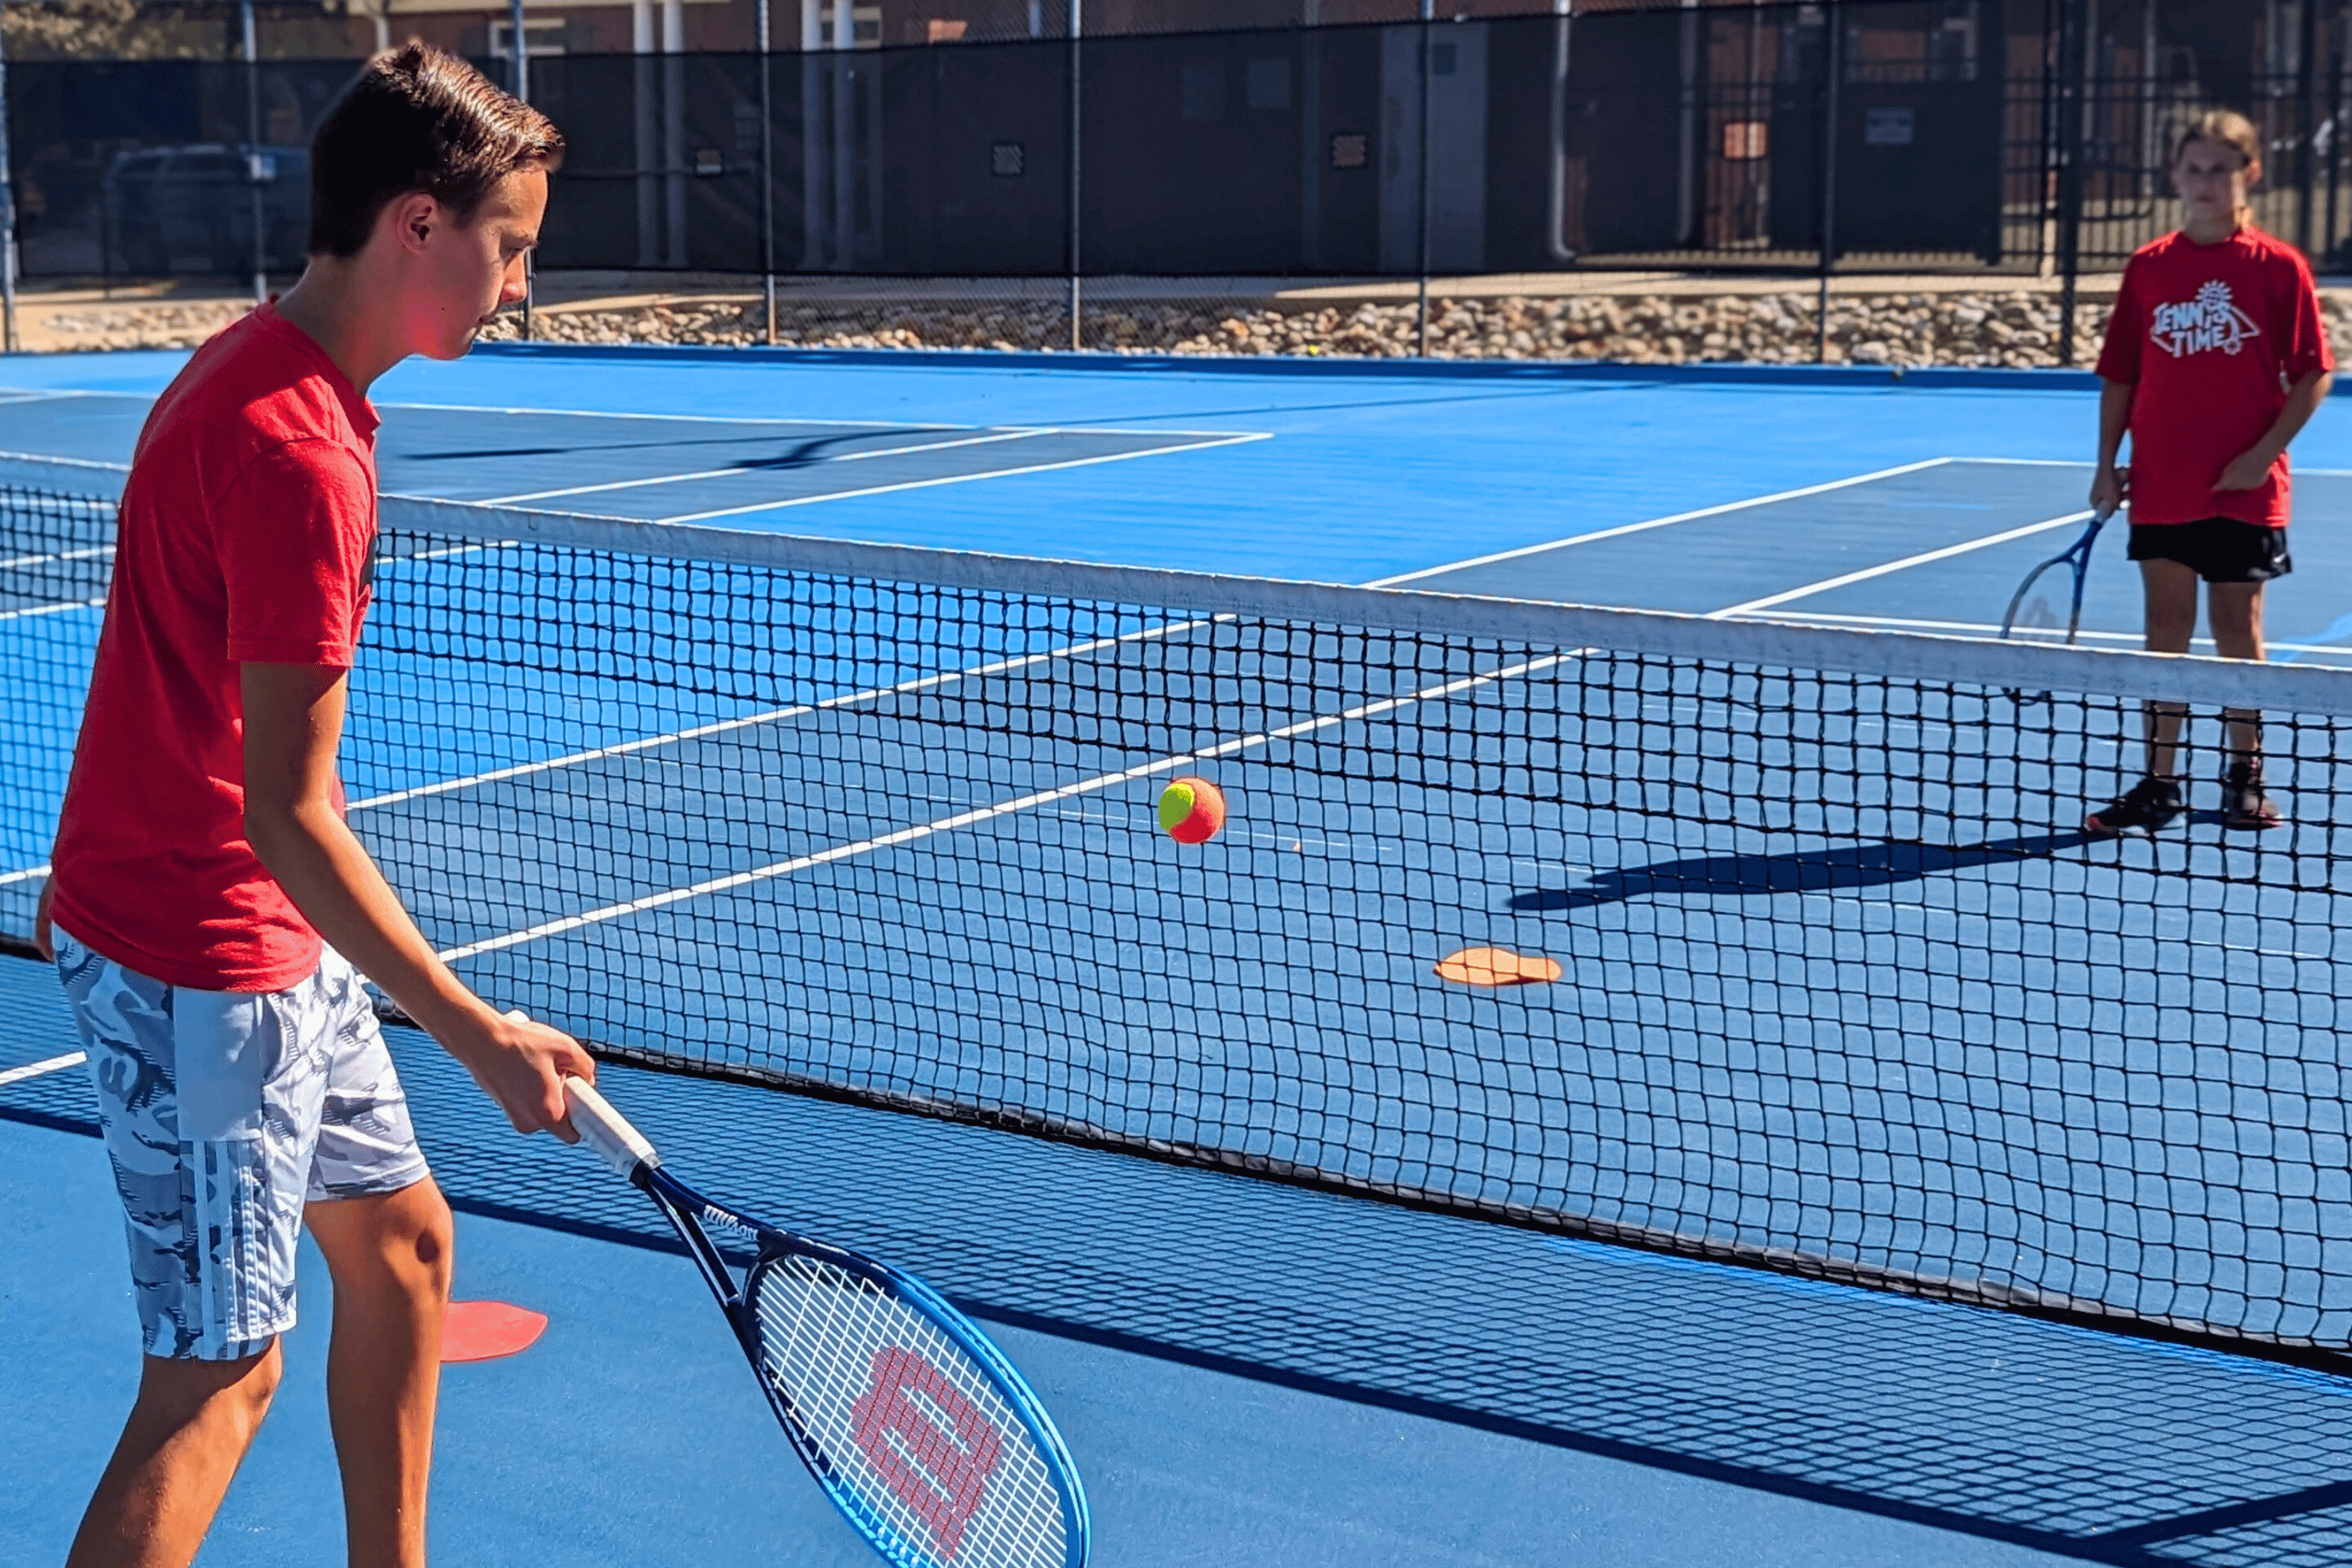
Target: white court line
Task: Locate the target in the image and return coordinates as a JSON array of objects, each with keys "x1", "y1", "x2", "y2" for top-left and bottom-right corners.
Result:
[
  {"x1": 1959, "y1": 457, "x2": 2090, "y2": 468},
  {"x1": 370, "y1": 396, "x2": 1260, "y2": 441},
  {"x1": 0, "y1": 1052, "x2": 84, "y2": 1088},
  {"x1": 650, "y1": 432, "x2": 1272, "y2": 525},
  {"x1": 1963, "y1": 454, "x2": 2352, "y2": 479},
  {"x1": 1, "y1": 598, "x2": 105, "y2": 624},
  {"x1": 1759, "y1": 609, "x2": 2112, "y2": 637},
  {"x1": 1706, "y1": 510, "x2": 2095, "y2": 619},
  {"x1": 479, "y1": 428, "x2": 1055, "y2": 506},
  {"x1": 1363, "y1": 457, "x2": 1957, "y2": 588},
  {"x1": 0, "y1": 447, "x2": 130, "y2": 473},
  {"x1": 354, "y1": 614, "x2": 1213, "y2": 810},
  {"x1": 377, "y1": 399, "x2": 961, "y2": 432},
  {"x1": 0, "y1": 863, "x2": 51, "y2": 886},
  {"x1": 1, "y1": 545, "x2": 112, "y2": 571},
  {"x1": 436, "y1": 646, "x2": 1568, "y2": 963},
  {"x1": 0, "y1": 389, "x2": 111, "y2": 404},
  {"x1": 1747, "y1": 608, "x2": 2352, "y2": 661}
]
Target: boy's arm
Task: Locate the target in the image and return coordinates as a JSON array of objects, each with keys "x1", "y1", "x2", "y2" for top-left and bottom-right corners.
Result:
[
  {"x1": 242, "y1": 660, "x2": 594, "y2": 1138},
  {"x1": 2091, "y1": 378, "x2": 2133, "y2": 513},
  {"x1": 2216, "y1": 369, "x2": 2334, "y2": 491}
]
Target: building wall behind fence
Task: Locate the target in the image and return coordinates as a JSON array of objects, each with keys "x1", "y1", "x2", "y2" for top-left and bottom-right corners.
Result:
[{"x1": 3, "y1": 1, "x2": 2343, "y2": 286}]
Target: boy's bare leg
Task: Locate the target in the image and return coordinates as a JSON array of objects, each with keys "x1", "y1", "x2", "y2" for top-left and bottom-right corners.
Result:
[
  {"x1": 308, "y1": 1179, "x2": 455, "y2": 1568},
  {"x1": 2136, "y1": 558, "x2": 2200, "y2": 776},
  {"x1": 2207, "y1": 580, "x2": 2268, "y2": 759},
  {"x1": 65, "y1": 1342, "x2": 284, "y2": 1568}
]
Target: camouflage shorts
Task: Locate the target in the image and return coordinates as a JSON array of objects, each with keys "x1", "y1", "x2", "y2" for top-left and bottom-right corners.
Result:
[{"x1": 53, "y1": 931, "x2": 430, "y2": 1361}]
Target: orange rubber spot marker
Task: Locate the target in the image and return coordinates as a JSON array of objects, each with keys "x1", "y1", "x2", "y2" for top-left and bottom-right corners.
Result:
[
  {"x1": 441, "y1": 1300, "x2": 549, "y2": 1362},
  {"x1": 1434, "y1": 947, "x2": 1564, "y2": 987}
]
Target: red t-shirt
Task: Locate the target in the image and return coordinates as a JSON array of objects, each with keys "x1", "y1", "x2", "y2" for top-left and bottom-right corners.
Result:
[
  {"x1": 50, "y1": 305, "x2": 379, "y2": 991},
  {"x1": 2095, "y1": 225, "x2": 2333, "y2": 527}
]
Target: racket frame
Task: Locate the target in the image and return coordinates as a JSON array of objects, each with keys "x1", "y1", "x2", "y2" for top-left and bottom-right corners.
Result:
[
  {"x1": 565, "y1": 1077, "x2": 1090, "y2": 1568},
  {"x1": 1999, "y1": 504, "x2": 2114, "y2": 648}
]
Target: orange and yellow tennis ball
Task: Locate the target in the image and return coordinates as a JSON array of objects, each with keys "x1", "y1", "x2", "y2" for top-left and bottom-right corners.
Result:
[{"x1": 1157, "y1": 776, "x2": 1227, "y2": 844}]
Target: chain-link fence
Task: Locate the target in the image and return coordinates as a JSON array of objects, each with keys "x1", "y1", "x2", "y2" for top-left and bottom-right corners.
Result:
[{"x1": 0, "y1": 0, "x2": 2341, "y2": 362}]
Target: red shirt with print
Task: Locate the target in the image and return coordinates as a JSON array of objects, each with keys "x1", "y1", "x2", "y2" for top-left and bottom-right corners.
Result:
[
  {"x1": 2096, "y1": 225, "x2": 2332, "y2": 527},
  {"x1": 50, "y1": 305, "x2": 379, "y2": 991}
]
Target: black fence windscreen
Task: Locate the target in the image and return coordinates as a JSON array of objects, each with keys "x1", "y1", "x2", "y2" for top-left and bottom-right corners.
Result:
[{"x1": 4, "y1": 2, "x2": 2348, "y2": 285}]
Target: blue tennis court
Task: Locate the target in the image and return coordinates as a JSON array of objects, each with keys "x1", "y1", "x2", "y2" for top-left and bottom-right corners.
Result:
[{"x1": 7, "y1": 344, "x2": 2352, "y2": 1567}]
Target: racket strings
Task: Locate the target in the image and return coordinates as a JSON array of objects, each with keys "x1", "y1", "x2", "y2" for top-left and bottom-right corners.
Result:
[{"x1": 750, "y1": 1254, "x2": 1070, "y2": 1568}]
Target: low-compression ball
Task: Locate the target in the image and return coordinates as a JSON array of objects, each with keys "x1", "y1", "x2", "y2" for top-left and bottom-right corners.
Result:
[{"x1": 1158, "y1": 776, "x2": 1227, "y2": 844}]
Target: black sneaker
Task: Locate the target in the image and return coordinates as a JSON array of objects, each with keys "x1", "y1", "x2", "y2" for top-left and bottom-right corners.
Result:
[
  {"x1": 2222, "y1": 759, "x2": 2282, "y2": 830},
  {"x1": 2086, "y1": 775, "x2": 2184, "y2": 836}
]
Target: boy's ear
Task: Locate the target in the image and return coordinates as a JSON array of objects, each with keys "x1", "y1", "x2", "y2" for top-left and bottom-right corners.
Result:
[{"x1": 379, "y1": 191, "x2": 439, "y2": 256}]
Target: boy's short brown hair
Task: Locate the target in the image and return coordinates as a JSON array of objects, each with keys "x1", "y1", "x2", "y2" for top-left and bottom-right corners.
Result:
[{"x1": 307, "y1": 42, "x2": 563, "y2": 258}]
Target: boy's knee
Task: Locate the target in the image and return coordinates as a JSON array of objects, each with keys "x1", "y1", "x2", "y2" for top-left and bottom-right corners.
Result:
[
  {"x1": 375, "y1": 1182, "x2": 456, "y2": 1298},
  {"x1": 313, "y1": 1179, "x2": 456, "y2": 1302},
  {"x1": 409, "y1": 1187, "x2": 455, "y2": 1293}
]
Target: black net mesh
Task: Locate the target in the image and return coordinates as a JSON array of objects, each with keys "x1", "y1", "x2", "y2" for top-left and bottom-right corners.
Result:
[{"x1": 7, "y1": 484, "x2": 2352, "y2": 1362}]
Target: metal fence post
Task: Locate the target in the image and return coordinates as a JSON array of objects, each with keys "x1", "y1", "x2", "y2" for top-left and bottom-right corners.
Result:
[
  {"x1": 759, "y1": 0, "x2": 775, "y2": 344},
  {"x1": 1815, "y1": 0, "x2": 1840, "y2": 363},
  {"x1": 2298, "y1": 0, "x2": 2321, "y2": 256},
  {"x1": 2054, "y1": 0, "x2": 2086, "y2": 367},
  {"x1": 512, "y1": 0, "x2": 533, "y2": 340},
  {"x1": 243, "y1": 0, "x2": 266, "y2": 306},
  {"x1": 0, "y1": 0, "x2": 17, "y2": 355},
  {"x1": 2329, "y1": 35, "x2": 2346, "y2": 268},
  {"x1": 1068, "y1": 0, "x2": 1081, "y2": 351},
  {"x1": 1416, "y1": 0, "x2": 1432, "y2": 356},
  {"x1": 510, "y1": 0, "x2": 529, "y2": 100}
]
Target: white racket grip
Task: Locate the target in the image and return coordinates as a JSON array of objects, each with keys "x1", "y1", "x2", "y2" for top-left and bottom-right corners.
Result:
[{"x1": 563, "y1": 1075, "x2": 662, "y2": 1178}]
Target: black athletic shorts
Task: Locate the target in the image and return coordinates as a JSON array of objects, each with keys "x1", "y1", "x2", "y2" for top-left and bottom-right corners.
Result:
[{"x1": 2125, "y1": 517, "x2": 2292, "y2": 583}]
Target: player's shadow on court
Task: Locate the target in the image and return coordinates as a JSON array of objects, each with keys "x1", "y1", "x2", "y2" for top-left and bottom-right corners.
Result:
[{"x1": 1508, "y1": 830, "x2": 2099, "y2": 913}]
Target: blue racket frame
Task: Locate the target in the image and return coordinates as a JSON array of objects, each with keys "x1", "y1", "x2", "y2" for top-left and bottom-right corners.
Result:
[
  {"x1": 1999, "y1": 504, "x2": 2115, "y2": 647},
  {"x1": 563, "y1": 1077, "x2": 1090, "y2": 1568}
]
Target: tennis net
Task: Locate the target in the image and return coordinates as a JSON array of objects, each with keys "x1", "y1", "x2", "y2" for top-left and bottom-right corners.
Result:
[{"x1": 6, "y1": 485, "x2": 2352, "y2": 1364}]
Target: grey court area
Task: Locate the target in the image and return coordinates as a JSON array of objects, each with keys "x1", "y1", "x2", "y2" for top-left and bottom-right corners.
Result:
[
  {"x1": 0, "y1": 388, "x2": 1254, "y2": 519},
  {"x1": 1404, "y1": 458, "x2": 2352, "y2": 670}
]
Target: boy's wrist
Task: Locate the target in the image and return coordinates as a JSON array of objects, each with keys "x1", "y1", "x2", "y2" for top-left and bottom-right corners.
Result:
[{"x1": 406, "y1": 981, "x2": 499, "y2": 1052}]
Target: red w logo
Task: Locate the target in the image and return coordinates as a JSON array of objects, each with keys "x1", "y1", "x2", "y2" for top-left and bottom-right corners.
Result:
[{"x1": 850, "y1": 1345, "x2": 1007, "y2": 1560}]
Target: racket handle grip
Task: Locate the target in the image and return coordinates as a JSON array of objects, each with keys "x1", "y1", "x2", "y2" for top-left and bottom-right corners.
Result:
[{"x1": 563, "y1": 1074, "x2": 662, "y2": 1179}]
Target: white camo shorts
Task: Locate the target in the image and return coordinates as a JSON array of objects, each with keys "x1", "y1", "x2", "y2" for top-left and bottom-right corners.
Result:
[{"x1": 53, "y1": 929, "x2": 431, "y2": 1361}]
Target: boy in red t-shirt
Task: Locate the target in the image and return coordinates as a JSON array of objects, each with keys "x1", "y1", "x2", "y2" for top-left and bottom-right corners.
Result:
[
  {"x1": 2086, "y1": 109, "x2": 2335, "y2": 834},
  {"x1": 32, "y1": 46, "x2": 595, "y2": 1568}
]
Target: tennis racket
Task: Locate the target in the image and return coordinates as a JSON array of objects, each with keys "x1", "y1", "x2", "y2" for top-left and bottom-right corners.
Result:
[
  {"x1": 562, "y1": 1074, "x2": 1090, "y2": 1568},
  {"x1": 1998, "y1": 502, "x2": 2115, "y2": 647}
]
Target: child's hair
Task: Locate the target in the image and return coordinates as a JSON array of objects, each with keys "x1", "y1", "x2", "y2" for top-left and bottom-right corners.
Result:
[
  {"x1": 307, "y1": 43, "x2": 564, "y2": 258},
  {"x1": 2172, "y1": 109, "x2": 2262, "y2": 171}
]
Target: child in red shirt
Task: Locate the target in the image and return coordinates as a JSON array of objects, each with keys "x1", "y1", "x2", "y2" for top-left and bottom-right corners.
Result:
[
  {"x1": 2086, "y1": 109, "x2": 2335, "y2": 833},
  {"x1": 35, "y1": 46, "x2": 593, "y2": 1568}
]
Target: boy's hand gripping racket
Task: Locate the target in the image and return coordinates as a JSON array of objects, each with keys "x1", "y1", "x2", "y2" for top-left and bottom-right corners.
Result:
[
  {"x1": 1999, "y1": 503, "x2": 2115, "y2": 647},
  {"x1": 563, "y1": 1074, "x2": 1090, "y2": 1568}
]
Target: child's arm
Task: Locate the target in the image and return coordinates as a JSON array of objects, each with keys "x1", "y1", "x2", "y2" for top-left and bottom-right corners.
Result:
[
  {"x1": 2216, "y1": 368, "x2": 2334, "y2": 491},
  {"x1": 2091, "y1": 378, "x2": 2133, "y2": 513},
  {"x1": 243, "y1": 660, "x2": 598, "y2": 1139}
]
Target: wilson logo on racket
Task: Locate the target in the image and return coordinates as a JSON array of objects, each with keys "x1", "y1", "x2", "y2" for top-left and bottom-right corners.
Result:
[{"x1": 849, "y1": 1345, "x2": 1006, "y2": 1559}]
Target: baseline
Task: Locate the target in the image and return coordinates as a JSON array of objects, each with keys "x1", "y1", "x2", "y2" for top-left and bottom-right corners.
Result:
[{"x1": 1363, "y1": 458, "x2": 1958, "y2": 588}]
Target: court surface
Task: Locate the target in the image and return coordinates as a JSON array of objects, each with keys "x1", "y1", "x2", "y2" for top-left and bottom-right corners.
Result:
[{"x1": 6, "y1": 344, "x2": 2352, "y2": 1567}]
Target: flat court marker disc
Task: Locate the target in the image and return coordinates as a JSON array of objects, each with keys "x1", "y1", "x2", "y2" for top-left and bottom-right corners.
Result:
[
  {"x1": 441, "y1": 1300, "x2": 548, "y2": 1362},
  {"x1": 1435, "y1": 947, "x2": 1564, "y2": 987}
]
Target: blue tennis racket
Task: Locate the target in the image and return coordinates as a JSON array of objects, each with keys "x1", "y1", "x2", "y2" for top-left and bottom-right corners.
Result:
[
  {"x1": 1999, "y1": 502, "x2": 2115, "y2": 646},
  {"x1": 563, "y1": 1075, "x2": 1090, "y2": 1568}
]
